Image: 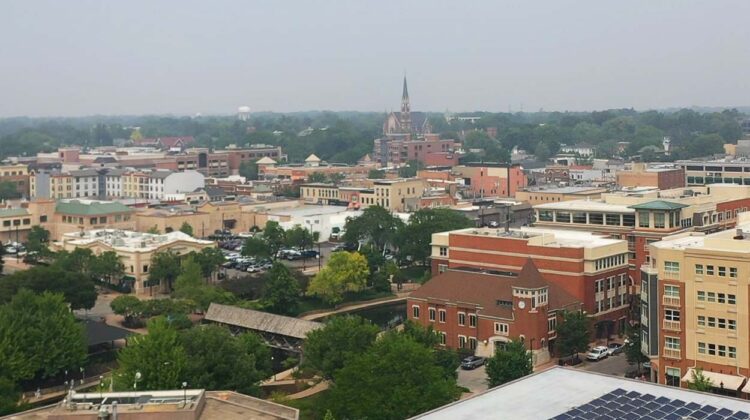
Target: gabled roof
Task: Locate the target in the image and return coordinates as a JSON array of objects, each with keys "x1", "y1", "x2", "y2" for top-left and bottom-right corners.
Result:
[
  {"x1": 305, "y1": 154, "x2": 321, "y2": 162},
  {"x1": 256, "y1": 156, "x2": 277, "y2": 165},
  {"x1": 56, "y1": 200, "x2": 134, "y2": 216},
  {"x1": 628, "y1": 200, "x2": 689, "y2": 211},
  {"x1": 410, "y1": 261, "x2": 580, "y2": 319},
  {"x1": 205, "y1": 303, "x2": 322, "y2": 339}
]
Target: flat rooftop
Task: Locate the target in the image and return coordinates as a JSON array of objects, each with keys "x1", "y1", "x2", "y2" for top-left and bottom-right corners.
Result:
[
  {"x1": 414, "y1": 367, "x2": 750, "y2": 420},
  {"x1": 266, "y1": 204, "x2": 357, "y2": 218},
  {"x1": 447, "y1": 226, "x2": 624, "y2": 248},
  {"x1": 653, "y1": 221, "x2": 750, "y2": 253},
  {"x1": 534, "y1": 199, "x2": 635, "y2": 213},
  {"x1": 59, "y1": 229, "x2": 214, "y2": 251},
  {"x1": 525, "y1": 186, "x2": 606, "y2": 194}
]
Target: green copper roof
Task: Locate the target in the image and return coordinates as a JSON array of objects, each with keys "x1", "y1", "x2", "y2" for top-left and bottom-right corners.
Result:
[
  {"x1": 55, "y1": 200, "x2": 134, "y2": 216},
  {"x1": 0, "y1": 208, "x2": 29, "y2": 217},
  {"x1": 628, "y1": 200, "x2": 688, "y2": 211}
]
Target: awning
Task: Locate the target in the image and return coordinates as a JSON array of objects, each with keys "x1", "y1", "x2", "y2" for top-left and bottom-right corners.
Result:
[{"x1": 682, "y1": 368, "x2": 745, "y2": 391}]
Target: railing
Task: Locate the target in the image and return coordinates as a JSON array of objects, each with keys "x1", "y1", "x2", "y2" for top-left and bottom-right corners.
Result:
[
  {"x1": 663, "y1": 296, "x2": 680, "y2": 307},
  {"x1": 663, "y1": 320, "x2": 680, "y2": 331},
  {"x1": 663, "y1": 348, "x2": 681, "y2": 359}
]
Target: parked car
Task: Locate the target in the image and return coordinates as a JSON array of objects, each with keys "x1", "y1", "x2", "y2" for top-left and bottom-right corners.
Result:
[
  {"x1": 460, "y1": 356, "x2": 486, "y2": 370},
  {"x1": 586, "y1": 346, "x2": 609, "y2": 361},
  {"x1": 285, "y1": 250, "x2": 303, "y2": 261},
  {"x1": 246, "y1": 264, "x2": 262, "y2": 273},
  {"x1": 300, "y1": 249, "x2": 319, "y2": 259},
  {"x1": 607, "y1": 343, "x2": 623, "y2": 356}
]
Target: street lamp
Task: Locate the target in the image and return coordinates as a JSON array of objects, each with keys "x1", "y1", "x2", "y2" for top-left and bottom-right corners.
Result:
[
  {"x1": 182, "y1": 382, "x2": 188, "y2": 406},
  {"x1": 133, "y1": 371, "x2": 142, "y2": 393},
  {"x1": 99, "y1": 376, "x2": 104, "y2": 400}
]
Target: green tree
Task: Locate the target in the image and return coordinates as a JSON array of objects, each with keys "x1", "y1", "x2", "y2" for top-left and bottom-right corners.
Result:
[
  {"x1": 0, "y1": 377, "x2": 22, "y2": 416},
  {"x1": 54, "y1": 248, "x2": 96, "y2": 278},
  {"x1": 180, "y1": 325, "x2": 270, "y2": 396},
  {"x1": 0, "y1": 182, "x2": 20, "y2": 200},
  {"x1": 241, "y1": 237, "x2": 271, "y2": 260},
  {"x1": 402, "y1": 321, "x2": 459, "y2": 379},
  {"x1": 0, "y1": 266, "x2": 97, "y2": 310},
  {"x1": 191, "y1": 247, "x2": 225, "y2": 279},
  {"x1": 25, "y1": 225, "x2": 51, "y2": 258},
  {"x1": 179, "y1": 221, "x2": 194, "y2": 236},
  {"x1": 116, "y1": 317, "x2": 187, "y2": 391},
  {"x1": 308, "y1": 252, "x2": 369, "y2": 305},
  {"x1": 688, "y1": 368, "x2": 713, "y2": 392},
  {"x1": 624, "y1": 326, "x2": 649, "y2": 371},
  {"x1": 396, "y1": 208, "x2": 473, "y2": 265},
  {"x1": 485, "y1": 340, "x2": 533, "y2": 387},
  {"x1": 0, "y1": 290, "x2": 86, "y2": 382},
  {"x1": 239, "y1": 160, "x2": 259, "y2": 180},
  {"x1": 327, "y1": 172, "x2": 345, "y2": 185},
  {"x1": 263, "y1": 262, "x2": 301, "y2": 315},
  {"x1": 328, "y1": 333, "x2": 460, "y2": 419},
  {"x1": 307, "y1": 172, "x2": 328, "y2": 183},
  {"x1": 146, "y1": 226, "x2": 161, "y2": 234},
  {"x1": 149, "y1": 251, "x2": 182, "y2": 292},
  {"x1": 243, "y1": 221, "x2": 286, "y2": 261},
  {"x1": 284, "y1": 225, "x2": 316, "y2": 250},
  {"x1": 398, "y1": 160, "x2": 424, "y2": 178},
  {"x1": 173, "y1": 257, "x2": 234, "y2": 310},
  {"x1": 343, "y1": 205, "x2": 403, "y2": 251},
  {"x1": 367, "y1": 169, "x2": 385, "y2": 179},
  {"x1": 110, "y1": 295, "x2": 144, "y2": 326},
  {"x1": 555, "y1": 311, "x2": 590, "y2": 358},
  {"x1": 303, "y1": 315, "x2": 380, "y2": 379},
  {"x1": 90, "y1": 251, "x2": 124, "y2": 285}
]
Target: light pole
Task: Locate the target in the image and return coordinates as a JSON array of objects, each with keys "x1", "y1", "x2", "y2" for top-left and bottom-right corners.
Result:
[
  {"x1": 80, "y1": 367, "x2": 85, "y2": 386},
  {"x1": 99, "y1": 376, "x2": 104, "y2": 400},
  {"x1": 182, "y1": 382, "x2": 188, "y2": 406},
  {"x1": 133, "y1": 371, "x2": 142, "y2": 394}
]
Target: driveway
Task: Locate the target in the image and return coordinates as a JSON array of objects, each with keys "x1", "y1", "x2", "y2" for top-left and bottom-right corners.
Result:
[{"x1": 457, "y1": 365, "x2": 488, "y2": 394}]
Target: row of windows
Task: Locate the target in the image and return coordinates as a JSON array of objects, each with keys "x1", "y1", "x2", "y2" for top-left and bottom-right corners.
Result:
[
  {"x1": 697, "y1": 291, "x2": 736, "y2": 304},
  {"x1": 698, "y1": 342, "x2": 737, "y2": 359},
  {"x1": 1, "y1": 218, "x2": 31, "y2": 227},
  {"x1": 594, "y1": 275, "x2": 628, "y2": 293},
  {"x1": 697, "y1": 316, "x2": 736, "y2": 330},
  {"x1": 695, "y1": 264, "x2": 737, "y2": 278},
  {"x1": 594, "y1": 254, "x2": 627, "y2": 271},
  {"x1": 537, "y1": 210, "x2": 635, "y2": 227}
]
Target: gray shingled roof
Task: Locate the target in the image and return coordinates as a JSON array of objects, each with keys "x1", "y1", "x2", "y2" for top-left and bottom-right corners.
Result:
[{"x1": 205, "y1": 303, "x2": 322, "y2": 339}]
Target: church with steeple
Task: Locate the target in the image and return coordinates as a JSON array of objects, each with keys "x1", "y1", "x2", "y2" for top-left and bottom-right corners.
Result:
[{"x1": 382, "y1": 77, "x2": 431, "y2": 137}]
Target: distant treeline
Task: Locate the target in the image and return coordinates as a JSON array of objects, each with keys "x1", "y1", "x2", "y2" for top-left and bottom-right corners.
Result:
[{"x1": 0, "y1": 108, "x2": 745, "y2": 163}]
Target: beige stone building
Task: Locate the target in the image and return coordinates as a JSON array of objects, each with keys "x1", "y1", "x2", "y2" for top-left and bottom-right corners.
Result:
[
  {"x1": 52, "y1": 229, "x2": 216, "y2": 295},
  {"x1": 301, "y1": 178, "x2": 428, "y2": 212},
  {"x1": 515, "y1": 186, "x2": 607, "y2": 205},
  {"x1": 642, "y1": 215, "x2": 750, "y2": 395}
]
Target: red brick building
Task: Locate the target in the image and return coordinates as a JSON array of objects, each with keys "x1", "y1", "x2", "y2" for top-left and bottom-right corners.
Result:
[
  {"x1": 430, "y1": 227, "x2": 631, "y2": 337},
  {"x1": 408, "y1": 260, "x2": 581, "y2": 364}
]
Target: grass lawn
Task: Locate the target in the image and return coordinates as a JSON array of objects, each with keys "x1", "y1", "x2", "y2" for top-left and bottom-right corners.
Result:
[{"x1": 282, "y1": 390, "x2": 332, "y2": 420}]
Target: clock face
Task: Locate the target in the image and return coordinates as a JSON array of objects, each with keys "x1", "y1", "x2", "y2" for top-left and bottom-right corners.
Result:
[{"x1": 518, "y1": 301, "x2": 526, "y2": 309}]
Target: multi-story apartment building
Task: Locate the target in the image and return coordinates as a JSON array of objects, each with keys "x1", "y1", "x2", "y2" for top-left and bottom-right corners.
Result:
[
  {"x1": 642, "y1": 220, "x2": 750, "y2": 395},
  {"x1": 30, "y1": 171, "x2": 74, "y2": 199},
  {"x1": 373, "y1": 134, "x2": 460, "y2": 167},
  {"x1": 430, "y1": 226, "x2": 631, "y2": 337},
  {"x1": 70, "y1": 169, "x2": 100, "y2": 198},
  {"x1": 408, "y1": 260, "x2": 581, "y2": 365},
  {"x1": 532, "y1": 184, "x2": 750, "y2": 286},
  {"x1": 0, "y1": 163, "x2": 30, "y2": 198}
]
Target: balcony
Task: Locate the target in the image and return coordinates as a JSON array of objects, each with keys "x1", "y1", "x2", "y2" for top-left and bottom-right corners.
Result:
[
  {"x1": 663, "y1": 348, "x2": 681, "y2": 360},
  {"x1": 662, "y1": 296, "x2": 680, "y2": 307},
  {"x1": 663, "y1": 320, "x2": 680, "y2": 331},
  {"x1": 640, "y1": 313, "x2": 649, "y2": 327}
]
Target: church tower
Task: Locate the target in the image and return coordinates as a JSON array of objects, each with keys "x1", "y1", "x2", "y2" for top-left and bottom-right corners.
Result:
[{"x1": 399, "y1": 76, "x2": 412, "y2": 134}]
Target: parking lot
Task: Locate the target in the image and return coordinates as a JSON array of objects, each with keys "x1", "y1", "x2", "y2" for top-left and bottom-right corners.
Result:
[
  {"x1": 574, "y1": 350, "x2": 632, "y2": 377},
  {"x1": 220, "y1": 241, "x2": 336, "y2": 278}
]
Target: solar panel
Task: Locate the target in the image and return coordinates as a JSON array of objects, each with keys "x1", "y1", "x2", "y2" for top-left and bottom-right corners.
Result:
[{"x1": 550, "y1": 388, "x2": 750, "y2": 420}]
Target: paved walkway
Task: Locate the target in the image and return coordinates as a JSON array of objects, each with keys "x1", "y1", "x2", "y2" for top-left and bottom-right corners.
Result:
[{"x1": 299, "y1": 293, "x2": 409, "y2": 321}]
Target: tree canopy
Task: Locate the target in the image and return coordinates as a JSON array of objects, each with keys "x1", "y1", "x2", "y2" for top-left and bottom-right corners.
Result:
[
  {"x1": 343, "y1": 205, "x2": 403, "y2": 251},
  {"x1": 307, "y1": 251, "x2": 369, "y2": 305},
  {"x1": 555, "y1": 311, "x2": 591, "y2": 358},
  {"x1": 0, "y1": 265, "x2": 96, "y2": 310},
  {"x1": 262, "y1": 262, "x2": 301, "y2": 315},
  {"x1": 303, "y1": 315, "x2": 380, "y2": 379},
  {"x1": 485, "y1": 340, "x2": 533, "y2": 387},
  {"x1": 396, "y1": 208, "x2": 473, "y2": 264}
]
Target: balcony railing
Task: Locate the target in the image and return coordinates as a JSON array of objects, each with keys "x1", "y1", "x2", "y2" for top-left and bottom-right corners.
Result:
[
  {"x1": 663, "y1": 320, "x2": 680, "y2": 331},
  {"x1": 663, "y1": 348, "x2": 681, "y2": 359},
  {"x1": 662, "y1": 296, "x2": 680, "y2": 307}
]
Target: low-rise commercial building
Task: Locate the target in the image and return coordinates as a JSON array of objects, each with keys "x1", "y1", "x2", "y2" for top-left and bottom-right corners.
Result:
[
  {"x1": 452, "y1": 163, "x2": 527, "y2": 198},
  {"x1": 0, "y1": 163, "x2": 30, "y2": 198},
  {"x1": 515, "y1": 186, "x2": 607, "y2": 205},
  {"x1": 430, "y1": 226, "x2": 631, "y2": 337},
  {"x1": 677, "y1": 158, "x2": 750, "y2": 187},
  {"x1": 301, "y1": 178, "x2": 429, "y2": 212},
  {"x1": 408, "y1": 260, "x2": 581, "y2": 365},
  {"x1": 52, "y1": 229, "x2": 215, "y2": 294},
  {"x1": 616, "y1": 162, "x2": 685, "y2": 189}
]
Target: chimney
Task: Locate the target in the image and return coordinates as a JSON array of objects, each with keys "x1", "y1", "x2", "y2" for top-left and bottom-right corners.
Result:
[{"x1": 734, "y1": 229, "x2": 744, "y2": 240}]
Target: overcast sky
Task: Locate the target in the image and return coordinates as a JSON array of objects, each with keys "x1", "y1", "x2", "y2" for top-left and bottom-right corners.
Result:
[{"x1": 1, "y1": 0, "x2": 749, "y2": 117}]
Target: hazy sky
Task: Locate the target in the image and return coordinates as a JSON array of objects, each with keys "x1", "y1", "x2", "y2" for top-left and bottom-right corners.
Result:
[{"x1": 2, "y1": 1, "x2": 749, "y2": 117}]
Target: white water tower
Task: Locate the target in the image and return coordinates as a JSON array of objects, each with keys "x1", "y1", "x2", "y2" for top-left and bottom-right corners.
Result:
[{"x1": 238, "y1": 106, "x2": 251, "y2": 121}]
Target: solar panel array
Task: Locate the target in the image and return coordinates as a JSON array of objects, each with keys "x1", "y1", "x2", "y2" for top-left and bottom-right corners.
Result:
[{"x1": 550, "y1": 388, "x2": 750, "y2": 420}]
